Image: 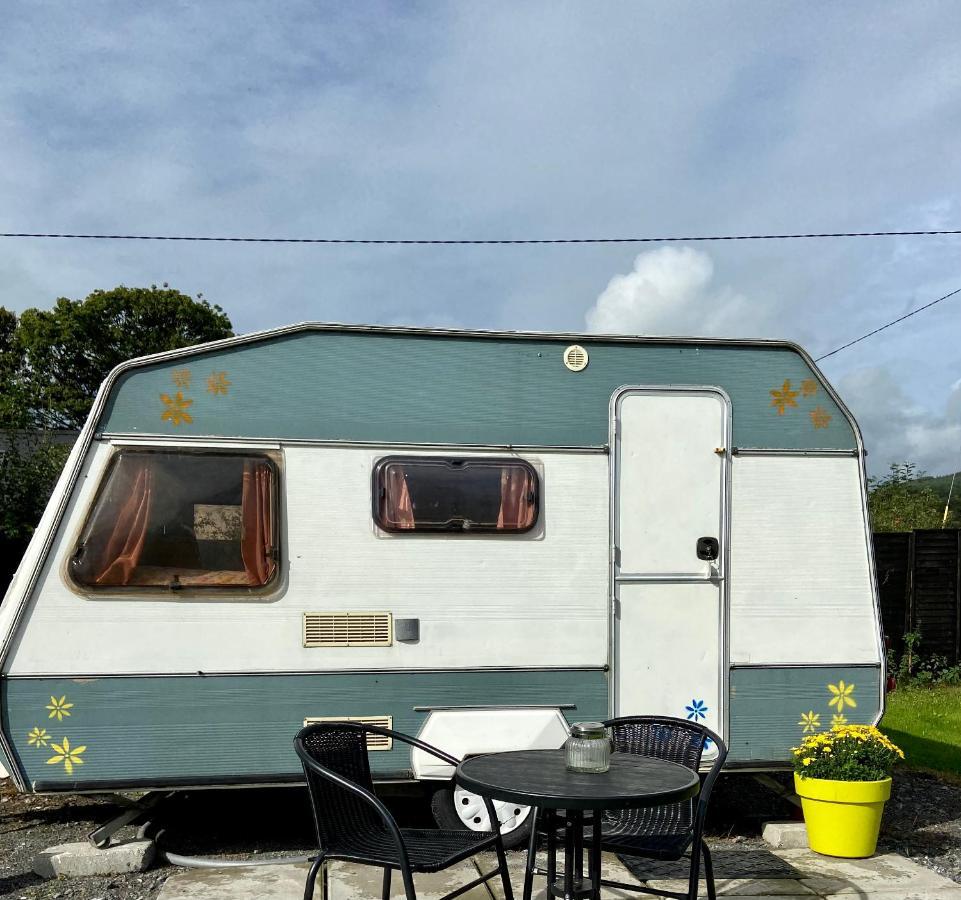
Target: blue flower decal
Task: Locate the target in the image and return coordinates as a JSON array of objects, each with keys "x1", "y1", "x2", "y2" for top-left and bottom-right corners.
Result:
[{"x1": 685, "y1": 699, "x2": 708, "y2": 721}]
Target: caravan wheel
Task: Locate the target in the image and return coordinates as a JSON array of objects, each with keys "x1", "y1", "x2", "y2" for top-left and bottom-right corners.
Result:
[{"x1": 430, "y1": 785, "x2": 532, "y2": 849}]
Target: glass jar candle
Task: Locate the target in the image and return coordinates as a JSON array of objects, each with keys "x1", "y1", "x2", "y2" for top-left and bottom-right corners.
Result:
[{"x1": 565, "y1": 722, "x2": 610, "y2": 773}]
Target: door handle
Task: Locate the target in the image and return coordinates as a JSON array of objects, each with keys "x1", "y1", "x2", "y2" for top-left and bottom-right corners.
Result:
[{"x1": 696, "y1": 537, "x2": 719, "y2": 561}]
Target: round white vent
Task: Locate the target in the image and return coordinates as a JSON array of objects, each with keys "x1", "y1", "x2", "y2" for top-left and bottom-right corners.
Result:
[{"x1": 563, "y1": 344, "x2": 589, "y2": 372}]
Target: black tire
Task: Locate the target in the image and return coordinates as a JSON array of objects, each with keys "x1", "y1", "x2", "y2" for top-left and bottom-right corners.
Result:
[{"x1": 430, "y1": 784, "x2": 533, "y2": 850}]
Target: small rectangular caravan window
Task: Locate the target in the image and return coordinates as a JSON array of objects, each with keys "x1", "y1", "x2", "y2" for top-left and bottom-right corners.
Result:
[
  {"x1": 71, "y1": 451, "x2": 278, "y2": 591},
  {"x1": 373, "y1": 457, "x2": 538, "y2": 533}
]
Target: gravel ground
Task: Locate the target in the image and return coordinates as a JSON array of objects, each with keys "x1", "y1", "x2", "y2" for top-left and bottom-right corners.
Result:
[{"x1": 1, "y1": 770, "x2": 959, "y2": 898}]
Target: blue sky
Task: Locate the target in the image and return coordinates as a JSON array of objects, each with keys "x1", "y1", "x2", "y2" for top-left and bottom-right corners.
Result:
[{"x1": 2, "y1": 1, "x2": 960, "y2": 475}]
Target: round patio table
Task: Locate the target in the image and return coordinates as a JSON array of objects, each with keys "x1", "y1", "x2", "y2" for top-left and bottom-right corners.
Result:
[{"x1": 456, "y1": 749, "x2": 699, "y2": 900}]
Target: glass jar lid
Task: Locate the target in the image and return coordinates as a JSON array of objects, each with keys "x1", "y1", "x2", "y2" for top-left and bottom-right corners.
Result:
[{"x1": 570, "y1": 721, "x2": 608, "y2": 739}]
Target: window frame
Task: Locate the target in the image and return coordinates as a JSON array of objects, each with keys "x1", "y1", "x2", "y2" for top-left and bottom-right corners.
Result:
[
  {"x1": 67, "y1": 447, "x2": 282, "y2": 596},
  {"x1": 371, "y1": 455, "x2": 540, "y2": 535}
]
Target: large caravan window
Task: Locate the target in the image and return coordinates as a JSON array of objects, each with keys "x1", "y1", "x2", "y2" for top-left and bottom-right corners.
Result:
[
  {"x1": 373, "y1": 457, "x2": 538, "y2": 533},
  {"x1": 71, "y1": 451, "x2": 278, "y2": 591}
]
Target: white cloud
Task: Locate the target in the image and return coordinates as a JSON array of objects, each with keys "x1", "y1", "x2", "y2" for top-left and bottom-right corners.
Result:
[
  {"x1": 838, "y1": 367, "x2": 961, "y2": 477},
  {"x1": 585, "y1": 246, "x2": 769, "y2": 338}
]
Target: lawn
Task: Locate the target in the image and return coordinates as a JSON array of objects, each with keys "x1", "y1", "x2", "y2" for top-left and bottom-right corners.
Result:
[{"x1": 880, "y1": 685, "x2": 961, "y2": 778}]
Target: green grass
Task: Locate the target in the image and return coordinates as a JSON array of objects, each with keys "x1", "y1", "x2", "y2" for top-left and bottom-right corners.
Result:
[{"x1": 880, "y1": 685, "x2": 961, "y2": 778}]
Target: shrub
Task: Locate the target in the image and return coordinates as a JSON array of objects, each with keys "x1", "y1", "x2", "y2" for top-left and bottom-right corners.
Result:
[{"x1": 793, "y1": 725, "x2": 904, "y2": 782}]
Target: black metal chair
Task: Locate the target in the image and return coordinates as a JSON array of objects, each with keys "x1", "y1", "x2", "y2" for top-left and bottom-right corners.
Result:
[
  {"x1": 294, "y1": 721, "x2": 515, "y2": 900},
  {"x1": 522, "y1": 715, "x2": 727, "y2": 900}
]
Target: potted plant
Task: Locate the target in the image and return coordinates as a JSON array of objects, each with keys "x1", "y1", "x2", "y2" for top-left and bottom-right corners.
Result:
[{"x1": 792, "y1": 724, "x2": 904, "y2": 858}]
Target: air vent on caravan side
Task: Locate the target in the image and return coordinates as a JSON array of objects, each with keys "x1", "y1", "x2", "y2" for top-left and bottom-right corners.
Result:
[
  {"x1": 302, "y1": 716, "x2": 394, "y2": 750},
  {"x1": 303, "y1": 612, "x2": 393, "y2": 648},
  {"x1": 563, "y1": 344, "x2": 589, "y2": 371}
]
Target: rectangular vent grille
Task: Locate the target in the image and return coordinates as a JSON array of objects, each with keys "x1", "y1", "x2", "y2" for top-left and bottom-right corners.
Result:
[
  {"x1": 303, "y1": 612, "x2": 393, "y2": 648},
  {"x1": 302, "y1": 715, "x2": 393, "y2": 751}
]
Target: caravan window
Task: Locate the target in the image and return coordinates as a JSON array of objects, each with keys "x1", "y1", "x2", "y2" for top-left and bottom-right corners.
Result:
[
  {"x1": 373, "y1": 457, "x2": 538, "y2": 533},
  {"x1": 70, "y1": 450, "x2": 278, "y2": 592}
]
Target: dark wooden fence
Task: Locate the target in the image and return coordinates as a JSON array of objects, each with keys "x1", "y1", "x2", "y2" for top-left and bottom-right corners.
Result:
[{"x1": 874, "y1": 529, "x2": 961, "y2": 663}]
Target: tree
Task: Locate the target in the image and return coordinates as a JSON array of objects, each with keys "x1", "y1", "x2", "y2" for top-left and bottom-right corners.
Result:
[
  {"x1": 868, "y1": 462, "x2": 950, "y2": 532},
  {"x1": 4, "y1": 284, "x2": 232, "y2": 429},
  {"x1": 0, "y1": 285, "x2": 233, "y2": 565}
]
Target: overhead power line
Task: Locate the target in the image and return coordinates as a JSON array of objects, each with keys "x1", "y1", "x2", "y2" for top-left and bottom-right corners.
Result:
[
  {"x1": 0, "y1": 228, "x2": 960, "y2": 245},
  {"x1": 815, "y1": 285, "x2": 961, "y2": 361}
]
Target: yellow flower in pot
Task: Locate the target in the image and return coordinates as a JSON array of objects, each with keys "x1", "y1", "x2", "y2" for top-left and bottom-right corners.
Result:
[{"x1": 792, "y1": 724, "x2": 904, "y2": 858}]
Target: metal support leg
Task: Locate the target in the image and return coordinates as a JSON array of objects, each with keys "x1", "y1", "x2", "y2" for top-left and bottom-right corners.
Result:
[
  {"x1": 563, "y1": 812, "x2": 575, "y2": 899},
  {"x1": 303, "y1": 856, "x2": 325, "y2": 900},
  {"x1": 546, "y1": 809, "x2": 557, "y2": 892},
  {"x1": 382, "y1": 866, "x2": 392, "y2": 900},
  {"x1": 589, "y1": 813, "x2": 602, "y2": 897},
  {"x1": 88, "y1": 791, "x2": 171, "y2": 849},
  {"x1": 522, "y1": 807, "x2": 540, "y2": 900},
  {"x1": 702, "y1": 840, "x2": 716, "y2": 900},
  {"x1": 572, "y1": 810, "x2": 584, "y2": 887}
]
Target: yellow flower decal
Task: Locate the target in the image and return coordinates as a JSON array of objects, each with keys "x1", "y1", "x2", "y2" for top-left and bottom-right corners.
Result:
[
  {"x1": 828, "y1": 680, "x2": 857, "y2": 711},
  {"x1": 160, "y1": 391, "x2": 194, "y2": 426},
  {"x1": 46, "y1": 695, "x2": 73, "y2": 721},
  {"x1": 831, "y1": 713, "x2": 848, "y2": 726},
  {"x1": 206, "y1": 371, "x2": 231, "y2": 395},
  {"x1": 27, "y1": 726, "x2": 49, "y2": 747},
  {"x1": 810, "y1": 406, "x2": 832, "y2": 429},
  {"x1": 799, "y1": 710, "x2": 820, "y2": 733},
  {"x1": 46, "y1": 737, "x2": 86, "y2": 775},
  {"x1": 800, "y1": 379, "x2": 818, "y2": 397},
  {"x1": 770, "y1": 379, "x2": 799, "y2": 415},
  {"x1": 172, "y1": 368, "x2": 192, "y2": 389}
]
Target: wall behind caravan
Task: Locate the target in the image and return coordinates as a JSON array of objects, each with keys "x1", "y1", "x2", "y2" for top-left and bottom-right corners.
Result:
[{"x1": 4, "y1": 443, "x2": 610, "y2": 676}]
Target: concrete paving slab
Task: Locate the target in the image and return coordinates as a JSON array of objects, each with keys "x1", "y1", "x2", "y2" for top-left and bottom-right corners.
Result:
[
  {"x1": 645, "y1": 878, "x2": 814, "y2": 896},
  {"x1": 772, "y1": 849, "x2": 961, "y2": 896},
  {"x1": 821, "y1": 891, "x2": 961, "y2": 900},
  {"x1": 479, "y1": 849, "x2": 651, "y2": 899},
  {"x1": 33, "y1": 839, "x2": 155, "y2": 877},
  {"x1": 157, "y1": 859, "x2": 490, "y2": 899}
]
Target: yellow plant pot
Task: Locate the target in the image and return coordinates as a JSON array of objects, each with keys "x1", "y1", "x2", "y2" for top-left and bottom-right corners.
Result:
[{"x1": 794, "y1": 774, "x2": 892, "y2": 858}]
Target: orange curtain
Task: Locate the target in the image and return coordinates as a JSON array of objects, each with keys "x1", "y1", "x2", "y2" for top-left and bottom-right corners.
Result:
[
  {"x1": 96, "y1": 461, "x2": 153, "y2": 585},
  {"x1": 241, "y1": 461, "x2": 275, "y2": 586},
  {"x1": 383, "y1": 466, "x2": 415, "y2": 529},
  {"x1": 497, "y1": 466, "x2": 535, "y2": 530}
]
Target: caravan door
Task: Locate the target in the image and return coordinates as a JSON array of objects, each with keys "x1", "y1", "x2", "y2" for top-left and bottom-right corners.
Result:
[{"x1": 612, "y1": 388, "x2": 729, "y2": 742}]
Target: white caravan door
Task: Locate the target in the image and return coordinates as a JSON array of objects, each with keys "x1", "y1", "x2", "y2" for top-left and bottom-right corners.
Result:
[{"x1": 613, "y1": 388, "x2": 729, "y2": 742}]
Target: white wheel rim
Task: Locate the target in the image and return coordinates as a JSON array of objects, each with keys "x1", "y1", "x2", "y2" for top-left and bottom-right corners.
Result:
[{"x1": 453, "y1": 787, "x2": 531, "y2": 834}]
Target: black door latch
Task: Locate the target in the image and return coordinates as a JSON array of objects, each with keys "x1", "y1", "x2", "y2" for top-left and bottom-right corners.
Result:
[{"x1": 696, "y1": 537, "x2": 720, "y2": 561}]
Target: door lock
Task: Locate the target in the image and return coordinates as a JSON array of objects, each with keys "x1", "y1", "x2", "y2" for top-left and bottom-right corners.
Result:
[{"x1": 696, "y1": 537, "x2": 720, "y2": 561}]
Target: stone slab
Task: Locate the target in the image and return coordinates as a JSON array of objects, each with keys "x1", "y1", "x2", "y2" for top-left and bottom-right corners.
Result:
[
  {"x1": 821, "y1": 891, "x2": 961, "y2": 900},
  {"x1": 480, "y1": 849, "x2": 648, "y2": 899},
  {"x1": 762, "y1": 821, "x2": 809, "y2": 850},
  {"x1": 34, "y1": 839, "x2": 155, "y2": 878},
  {"x1": 772, "y1": 849, "x2": 961, "y2": 895},
  {"x1": 157, "y1": 859, "x2": 490, "y2": 899},
  {"x1": 645, "y1": 878, "x2": 814, "y2": 896}
]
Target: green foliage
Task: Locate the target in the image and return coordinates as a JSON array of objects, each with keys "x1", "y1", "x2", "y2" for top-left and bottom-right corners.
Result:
[
  {"x1": 3, "y1": 284, "x2": 232, "y2": 429},
  {"x1": 0, "y1": 435, "x2": 71, "y2": 539},
  {"x1": 0, "y1": 284, "x2": 232, "y2": 548},
  {"x1": 890, "y1": 628, "x2": 961, "y2": 687},
  {"x1": 881, "y1": 686, "x2": 961, "y2": 778},
  {"x1": 868, "y1": 462, "x2": 952, "y2": 532},
  {"x1": 793, "y1": 725, "x2": 904, "y2": 781}
]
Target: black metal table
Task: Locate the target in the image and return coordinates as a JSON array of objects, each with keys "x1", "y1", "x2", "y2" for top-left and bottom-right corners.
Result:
[{"x1": 456, "y1": 749, "x2": 700, "y2": 900}]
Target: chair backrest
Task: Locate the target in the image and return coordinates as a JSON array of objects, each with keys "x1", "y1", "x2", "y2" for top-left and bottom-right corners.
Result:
[
  {"x1": 604, "y1": 715, "x2": 712, "y2": 771},
  {"x1": 602, "y1": 715, "x2": 728, "y2": 837},
  {"x1": 296, "y1": 722, "x2": 384, "y2": 851}
]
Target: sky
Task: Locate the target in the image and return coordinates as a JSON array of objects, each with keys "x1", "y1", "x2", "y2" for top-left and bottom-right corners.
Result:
[{"x1": 1, "y1": 1, "x2": 960, "y2": 476}]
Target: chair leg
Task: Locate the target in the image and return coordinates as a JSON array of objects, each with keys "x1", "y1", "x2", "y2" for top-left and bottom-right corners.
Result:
[
  {"x1": 400, "y1": 861, "x2": 417, "y2": 900},
  {"x1": 382, "y1": 866, "x2": 392, "y2": 900},
  {"x1": 303, "y1": 855, "x2": 325, "y2": 900},
  {"x1": 687, "y1": 838, "x2": 702, "y2": 900},
  {"x1": 522, "y1": 807, "x2": 539, "y2": 900},
  {"x1": 493, "y1": 831, "x2": 515, "y2": 900},
  {"x1": 701, "y1": 840, "x2": 716, "y2": 900}
]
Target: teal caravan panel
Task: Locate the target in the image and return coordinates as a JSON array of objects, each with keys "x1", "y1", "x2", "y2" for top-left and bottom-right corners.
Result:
[
  {"x1": 5, "y1": 669, "x2": 608, "y2": 790},
  {"x1": 728, "y1": 666, "x2": 883, "y2": 764},
  {"x1": 99, "y1": 330, "x2": 856, "y2": 450}
]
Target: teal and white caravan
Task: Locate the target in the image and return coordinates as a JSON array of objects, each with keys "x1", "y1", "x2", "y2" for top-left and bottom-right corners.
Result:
[{"x1": 0, "y1": 324, "x2": 883, "y2": 836}]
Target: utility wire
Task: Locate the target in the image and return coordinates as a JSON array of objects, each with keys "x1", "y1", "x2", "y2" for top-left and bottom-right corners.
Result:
[
  {"x1": 1, "y1": 228, "x2": 961, "y2": 245},
  {"x1": 815, "y1": 286, "x2": 961, "y2": 361}
]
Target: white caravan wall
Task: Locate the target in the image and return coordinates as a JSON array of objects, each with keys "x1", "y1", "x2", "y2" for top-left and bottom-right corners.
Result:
[
  {"x1": 5, "y1": 443, "x2": 609, "y2": 675},
  {"x1": 728, "y1": 455, "x2": 879, "y2": 665}
]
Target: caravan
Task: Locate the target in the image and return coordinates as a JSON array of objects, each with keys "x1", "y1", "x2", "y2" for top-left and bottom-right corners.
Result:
[{"x1": 0, "y1": 324, "x2": 884, "y2": 840}]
